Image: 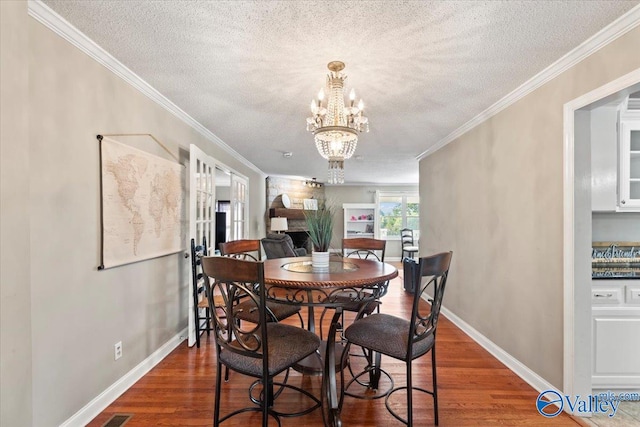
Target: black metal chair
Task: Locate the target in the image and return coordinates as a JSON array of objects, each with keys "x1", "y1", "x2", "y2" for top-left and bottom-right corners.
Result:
[
  {"x1": 220, "y1": 239, "x2": 303, "y2": 326},
  {"x1": 401, "y1": 228, "x2": 419, "y2": 260},
  {"x1": 343, "y1": 251, "x2": 453, "y2": 426},
  {"x1": 320, "y1": 238, "x2": 393, "y2": 399},
  {"x1": 190, "y1": 236, "x2": 211, "y2": 349},
  {"x1": 202, "y1": 256, "x2": 321, "y2": 426},
  {"x1": 320, "y1": 238, "x2": 388, "y2": 338}
]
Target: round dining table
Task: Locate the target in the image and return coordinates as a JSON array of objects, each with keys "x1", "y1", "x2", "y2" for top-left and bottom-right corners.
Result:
[{"x1": 263, "y1": 256, "x2": 398, "y2": 427}]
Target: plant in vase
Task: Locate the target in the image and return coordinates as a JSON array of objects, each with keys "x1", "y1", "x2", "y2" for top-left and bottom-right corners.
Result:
[{"x1": 304, "y1": 200, "x2": 335, "y2": 269}]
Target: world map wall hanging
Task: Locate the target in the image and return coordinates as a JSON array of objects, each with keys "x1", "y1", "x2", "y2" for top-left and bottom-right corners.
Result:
[{"x1": 98, "y1": 135, "x2": 184, "y2": 269}]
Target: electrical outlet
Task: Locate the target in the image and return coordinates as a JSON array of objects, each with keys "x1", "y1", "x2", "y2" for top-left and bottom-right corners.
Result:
[{"x1": 114, "y1": 341, "x2": 122, "y2": 360}]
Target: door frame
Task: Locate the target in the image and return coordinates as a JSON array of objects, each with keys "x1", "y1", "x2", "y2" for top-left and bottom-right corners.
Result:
[{"x1": 562, "y1": 67, "x2": 640, "y2": 404}]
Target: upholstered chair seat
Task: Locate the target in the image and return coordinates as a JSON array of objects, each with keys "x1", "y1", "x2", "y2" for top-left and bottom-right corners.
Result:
[
  {"x1": 345, "y1": 313, "x2": 435, "y2": 360},
  {"x1": 233, "y1": 299, "x2": 302, "y2": 324},
  {"x1": 220, "y1": 323, "x2": 320, "y2": 377}
]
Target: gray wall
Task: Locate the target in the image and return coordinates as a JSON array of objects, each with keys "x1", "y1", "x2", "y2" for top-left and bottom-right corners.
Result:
[
  {"x1": 1, "y1": 5, "x2": 266, "y2": 426},
  {"x1": 325, "y1": 184, "x2": 418, "y2": 258},
  {"x1": 419, "y1": 25, "x2": 640, "y2": 389},
  {"x1": 1, "y1": 1, "x2": 32, "y2": 426}
]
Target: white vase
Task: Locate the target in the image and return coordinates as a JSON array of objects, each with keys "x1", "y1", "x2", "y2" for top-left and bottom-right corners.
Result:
[{"x1": 311, "y1": 251, "x2": 330, "y2": 270}]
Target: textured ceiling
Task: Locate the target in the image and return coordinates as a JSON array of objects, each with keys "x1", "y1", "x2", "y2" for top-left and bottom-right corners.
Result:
[{"x1": 43, "y1": 0, "x2": 638, "y2": 184}]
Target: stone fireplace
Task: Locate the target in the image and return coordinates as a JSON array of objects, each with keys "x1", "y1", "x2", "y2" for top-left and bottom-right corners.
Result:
[{"x1": 265, "y1": 176, "x2": 325, "y2": 252}]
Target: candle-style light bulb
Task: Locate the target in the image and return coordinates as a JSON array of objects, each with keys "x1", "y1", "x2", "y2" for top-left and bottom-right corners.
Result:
[
  {"x1": 318, "y1": 88, "x2": 325, "y2": 101},
  {"x1": 311, "y1": 100, "x2": 317, "y2": 114},
  {"x1": 358, "y1": 99, "x2": 364, "y2": 112},
  {"x1": 349, "y1": 89, "x2": 356, "y2": 108}
]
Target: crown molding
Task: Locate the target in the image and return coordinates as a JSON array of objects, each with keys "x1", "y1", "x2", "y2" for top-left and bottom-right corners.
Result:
[
  {"x1": 27, "y1": 0, "x2": 263, "y2": 176},
  {"x1": 417, "y1": 4, "x2": 640, "y2": 161}
]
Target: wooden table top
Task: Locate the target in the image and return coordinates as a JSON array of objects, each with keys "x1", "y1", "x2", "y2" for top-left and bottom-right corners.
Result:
[{"x1": 263, "y1": 256, "x2": 398, "y2": 289}]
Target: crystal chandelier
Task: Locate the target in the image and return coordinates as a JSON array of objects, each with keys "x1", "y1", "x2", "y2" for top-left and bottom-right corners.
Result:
[{"x1": 306, "y1": 61, "x2": 369, "y2": 184}]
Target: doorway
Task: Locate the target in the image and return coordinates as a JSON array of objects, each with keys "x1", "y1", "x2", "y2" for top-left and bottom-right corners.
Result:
[
  {"x1": 187, "y1": 145, "x2": 250, "y2": 347},
  {"x1": 563, "y1": 67, "x2": 640, "y2": 406}
]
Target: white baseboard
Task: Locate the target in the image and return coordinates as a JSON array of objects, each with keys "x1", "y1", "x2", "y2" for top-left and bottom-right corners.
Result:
[
  {"x1": 440, "y1": 306, "x2": 560, "y2": 395},
  {"x1": 60, "y1": 328, "x2": 187, "y2": 427}
]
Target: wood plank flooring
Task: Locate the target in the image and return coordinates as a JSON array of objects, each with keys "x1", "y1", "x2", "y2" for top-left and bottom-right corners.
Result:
[{"x1": 88, "y1": 265, "x2": 585, "y2": 426}]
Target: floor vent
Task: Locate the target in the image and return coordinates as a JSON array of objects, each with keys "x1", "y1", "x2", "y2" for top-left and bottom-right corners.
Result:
[{"x1": 101, "y1": 414, "x2": 132, "y2": 427}]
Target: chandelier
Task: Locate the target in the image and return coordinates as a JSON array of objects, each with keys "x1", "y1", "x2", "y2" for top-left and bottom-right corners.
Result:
[{"x1": 306, "y1": 61, "x2": 369, "y2": 184}]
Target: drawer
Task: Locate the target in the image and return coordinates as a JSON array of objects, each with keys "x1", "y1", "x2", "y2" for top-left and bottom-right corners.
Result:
[
  {"x1": 592, "y1": 287, "x2": 623, "y2": 304},
  {"x1": 626, "y1": 286, "x2": 640, "y2": 305}
]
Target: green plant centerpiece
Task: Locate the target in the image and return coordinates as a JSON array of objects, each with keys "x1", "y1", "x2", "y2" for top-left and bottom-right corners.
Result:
[{"x1": 304, "y1": 200, "x2": 335, "y2": 269}]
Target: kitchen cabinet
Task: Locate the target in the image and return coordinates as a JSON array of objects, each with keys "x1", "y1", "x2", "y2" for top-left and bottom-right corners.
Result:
[
  {"x1": 591, "y1": 106, "x2": 618, "y2": 211},
  {"x1": 592, "y1": 280, "x2": 640, "y2": 389},
  {"x1": 618, "y1": 118, "x2": 640, "y2": 210},
  {"x1": 343, "y1": 203, "x2": 377, "y2": 239}
]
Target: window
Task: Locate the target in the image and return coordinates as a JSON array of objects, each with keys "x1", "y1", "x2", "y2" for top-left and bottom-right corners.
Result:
[{"x1": 376, "y1": 191, "x2": 419, "y2": 239}]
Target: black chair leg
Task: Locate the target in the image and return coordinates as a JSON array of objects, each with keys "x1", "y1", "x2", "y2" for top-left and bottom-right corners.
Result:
[
  {"x1": 407, "y1": 361, "x2": 413, "y2": 427},
  {"x1": 194, "y1": 307, "x2": 201, "y2": 349},
  {"x1": 205, "y1": 307, "x2": 211, "y2": 336},
  {"x1": 432, "y1": 346, "x2": 439, "y2": 425},
  {"x1": 214, "y1": 359, "x2": 223, "y2": 427},
  {"x1": 368, "y1": 351, "x2": 382, "y2": 389}
]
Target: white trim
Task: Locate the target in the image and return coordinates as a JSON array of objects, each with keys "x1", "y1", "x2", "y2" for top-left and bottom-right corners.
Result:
[
  {"x1": 60, "y1": 329, "x2": 187, "y2": 427},
  {"x1": 27, "y1": 0, "x2": 263, "y2": 176},
  {"x1": 417, "y1": 4, "x2": 640, "y2": 160},
  {"x1": 440, "y1": 307, "x2": 559, "y2": 395},
  {"x1": 562, "y1": 67, "x2": 640, "y2": 411},
  {"x1": 562, "y1": 102, "x2": 577, "y2": 402}
]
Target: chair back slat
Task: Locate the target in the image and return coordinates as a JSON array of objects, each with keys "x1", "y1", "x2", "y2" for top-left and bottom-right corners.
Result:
[
  {"x1": 408, "y1": 251, "x2": 452, "y2": 358},
  {"x1": 219, "y1": 239, "x2": 262, "y2": 260},
  {"x1": 342, "y1": 237, "x2": 386, "y2": 262},
  {"x1": 201, "y1": 256, "x2": 268, "y2": 359}
]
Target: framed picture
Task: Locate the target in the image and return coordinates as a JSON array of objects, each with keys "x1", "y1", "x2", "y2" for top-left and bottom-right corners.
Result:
[{"x1": 303, "y1": 198, "x2": 318, "y2": 210}]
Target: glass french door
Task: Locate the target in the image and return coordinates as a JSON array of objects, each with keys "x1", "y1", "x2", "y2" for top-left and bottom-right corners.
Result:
[{"x1": 188, "y1": 144, "x2": 216, "y2": 347}]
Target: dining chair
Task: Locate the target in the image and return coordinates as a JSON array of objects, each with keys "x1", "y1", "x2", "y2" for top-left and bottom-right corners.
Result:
[
  {"x1": 321, "y1": 238, "x2": 393, "y2": 399},
  {"x1": 321, "y1": 238, "x2": 387, "y2": 327},
  {"x1": 401, "y1": 228, "x2": 419, "y2": 260},
  {"x1": 190, "y1": 236, "x2": 212, "y2": 349},
  {"x1": 219, "y1": 239, "x2": 263, "y2": 261},
  {"x1": 201, "y1": 256, "x2": 321, "y2": 426},
  {"x1": 342, "y1": 251, "x2": 453, "y2": 426},
  {"x1": 220, "y1": 239, "x2": 303, "y2": 326}
]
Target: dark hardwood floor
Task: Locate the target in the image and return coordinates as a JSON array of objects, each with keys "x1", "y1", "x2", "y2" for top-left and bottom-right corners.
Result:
[{"x1": 88, "y1": 265, "x2": 585, "y2": 426}]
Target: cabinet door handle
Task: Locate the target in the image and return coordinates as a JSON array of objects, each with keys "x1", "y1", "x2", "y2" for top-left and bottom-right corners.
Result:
[
  {"x1": 593, "y1": 293, "x2": 613, "y2": 298},
  {"x1": 621, "y1": 200, "x2": 626, "y2": 204}
]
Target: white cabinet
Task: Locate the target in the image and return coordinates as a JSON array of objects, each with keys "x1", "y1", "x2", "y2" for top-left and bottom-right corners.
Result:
[
  {"x1": 591, "y1": 107, "x2": 618, "y2": 211},
  {"x1": 343, "y1": 203, "x2": 377, "y2": 239},
  {"x1": 592, "y1": 308, "x2": 640, "y2": 388},
  {"x1": 618, "y1": 118, "x2": 640, "y2": 210},
  {"x1": 591, "y1": 279, "x2": 640, "y2": 388}
]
